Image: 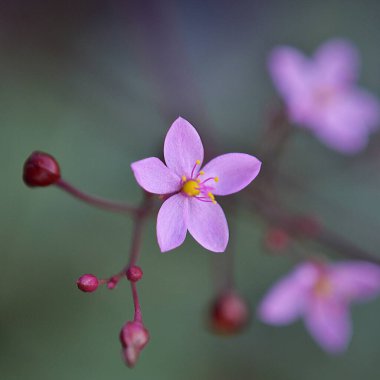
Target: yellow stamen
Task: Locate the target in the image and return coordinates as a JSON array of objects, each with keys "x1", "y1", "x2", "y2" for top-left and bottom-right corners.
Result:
[
  {"x1": 181, "y1": 175, "x2": 187, "y2": 182},
  {"x1": 196, "y1": 178, "x2": 201, "y2": 183},
  {"x1": 214, "y1": 176, "x2": 219, "y2": 182},
  {"x1": 182, "y1": 180, "x2": 201, "y2": 196},
  {"x1": 208, "y1": 192, "x2": 217, "y2": 204},
  {"x1": 207, "y1": 192, "x2": 215, "y2": 201},
  {"x1": 199, "y1": 171, "x2": 205, "y2": 175},
  {"x1": 196, "y1": 160, "x2": 201, "y2": 165}
]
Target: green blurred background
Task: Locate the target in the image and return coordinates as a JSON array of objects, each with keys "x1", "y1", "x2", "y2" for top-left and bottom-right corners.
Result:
[{"x1": 2, "y1": 0, "x2": 380, "y2": 379}]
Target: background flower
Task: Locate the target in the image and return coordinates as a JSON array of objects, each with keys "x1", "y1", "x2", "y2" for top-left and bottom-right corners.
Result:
[
  {"x1": 258, "y1": 261, "x2": 380, "y2": 353},
  {"x1": 269, "y1": 39, "x2": 380, "y2": 153}
]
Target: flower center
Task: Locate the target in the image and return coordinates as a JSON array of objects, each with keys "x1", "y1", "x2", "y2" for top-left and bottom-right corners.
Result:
[
  {"x1": 182, "y1": 180, "x2": 200, "y2": 197},
  {"x1": 314, "y1": 86, "x2": 336, "y2": 106},
  {"x1": 313, "y1": 277, "x2": 332, "y2": 297},
  {"x1": 180, "y1": 160, "x2": 219, "y2": 204}
]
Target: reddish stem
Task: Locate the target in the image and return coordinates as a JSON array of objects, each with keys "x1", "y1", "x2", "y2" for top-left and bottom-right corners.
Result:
[
  {"x1": 131, "y1": 282, "x2": 143, "y2": 323},
  {"x1": 248, "y1": 187, "x2": 380, "y2": 265},
  {"x1": 56, "y1": 179, "x2": 138, "y2": 215},
  {"x1": 124, "y1": 194, "x2": 152, "y2": 323},
  {"x1": 128, "y1": 214, "x2": 146, "y2": 268}
]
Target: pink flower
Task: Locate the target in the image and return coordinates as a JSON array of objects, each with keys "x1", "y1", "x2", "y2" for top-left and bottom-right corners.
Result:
[
  {"x1": 269, "y1": 39, "x2": 380, "y2": 153},
  {"x1": 131, "y1": 117, "x2": 261, "y2": 252},
  {"x1": 258, "y1": 261, "x2": 380, "y2": 353}
]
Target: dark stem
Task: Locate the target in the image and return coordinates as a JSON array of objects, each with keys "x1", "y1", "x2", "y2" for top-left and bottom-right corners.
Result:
[
  {"x1": 131, "y1": 282, "x2": 143, "y2": 323},
  {"x1": 56, "y1": 179, "x2": 138, "y2": 215},
  {"x1": 128, "y1": 213, "x2": 147, "y2": 268},
  {"x1": 248, "y1": 187, "x2": 380, "y2": 265},
  {"x1": 213, "y1": 201, "x2": 237, "y2": 293},
  {"x1": 125, "y1": 194, "x2": 153, "y2": 323}
]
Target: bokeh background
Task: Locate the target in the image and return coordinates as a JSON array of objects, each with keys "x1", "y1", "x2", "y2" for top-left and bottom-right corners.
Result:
[{"x1": 2, "y1": 0, "x2": 380, "y2": 379}]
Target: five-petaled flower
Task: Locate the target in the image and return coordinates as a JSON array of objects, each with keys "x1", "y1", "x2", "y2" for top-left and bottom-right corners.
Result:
[
  {"x1": 258, "y1": 260, "x2": 380, "y2": 353},
  {"x1": 131, "y1": 117, "x2": 261, "y2": 252},
  {"x1": 269, "y1": 39, "x2": 380, "y2": 153}
]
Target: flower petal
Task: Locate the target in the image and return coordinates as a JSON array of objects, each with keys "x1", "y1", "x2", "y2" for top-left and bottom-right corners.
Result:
[
  {"x1": 268, "y1": 46, "x2": 316, "y2": 123},
  {"x1": 164, "y1": 117, "x2": 204, "y2": 177},
  {"x1": 157, "y1": 194, "x2": 188, "y2": 252},
  {"x1": 187, "y1": 199, "x2": 228, "y2": 253},
  {"x1": 304, "y1": 297, "x2": 352, "y2": 354},
  {"x1": 269, "y1": 46, "x2": 310, "y2": 97},
  {"x1": 314, "y1": 39, "x2": 359, "y2": 87},
  {"x1": 258, "y1": 263, "x2": 318, "y2": 325},
  {"x1": 330, "y1": 261, "x2": 380, "y2": 301},
  {"x1": 201, "y1": 153, "x2": 261, "y2": 196},
  {"x1": 312, "y1": 89, "x2": 380, "y2": 154},
  {"x1": 131, "y1": 157, "x2": 181, "y2": 194}
]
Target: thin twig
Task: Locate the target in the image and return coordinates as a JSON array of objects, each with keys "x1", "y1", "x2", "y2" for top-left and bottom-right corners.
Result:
[{"x1": 56, "y1": 178, "x2": 138, "y2": 215}]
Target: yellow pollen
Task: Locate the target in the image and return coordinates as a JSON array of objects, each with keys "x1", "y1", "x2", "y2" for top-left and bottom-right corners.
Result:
[
  {"x1": 214, "y1": 176, "x2": 219, "y2": 182},
  {"x1": 181, "y1": 175, "x2": 187, "y2": 182},
  {"x1": 182, "y1": 180, "x2": 200, "y2": 196},
  {"x1": 196, "y1": 178, "x2": 201, "y2": 183},
  {"x1": 196, "y1": 160, "x2": 201, "y2": 165},
  {"x1": 314, "y1": 277, "x2": 332, "y2": 297},
  {"x1": 199, "y1": 171, "x2": 205, "y2": 175},
  {"x1": 207, "y1": 192, "x2": 217, "y2": 204}
]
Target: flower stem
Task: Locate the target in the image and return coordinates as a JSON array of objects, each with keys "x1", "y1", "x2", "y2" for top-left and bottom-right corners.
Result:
[
  {"x1": 131, "y1": 282, "x2": 143, "y2": 323},
  {"x1": 248, "y1": 186, "x2": 380, "y2": 265},
  {"x1": 55, "y1": 178, "x2": 138, "y2": 215},
  {"x1": 128, "y1": 213, "x2": 146, "y2": 268},
  {"x1": 125, "y1": 194, "x2": 152, "y2": 323},
  {"x1": 211, "y1": 202, "x2": 237, "y2": 294}
]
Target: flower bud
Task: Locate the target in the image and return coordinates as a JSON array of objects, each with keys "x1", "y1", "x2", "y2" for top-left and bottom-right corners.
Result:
[
  {"x1": 119, "y1": 321, "x2": 150, "y2": 368},
  {"x1": 209, "y1": 292, "x2": 250, "y2": 335},
  {"x1": 76, "y1": 274, "x2": 99, "y2": 292},
  {"x1": 264, "y1": 227, "x2": 290, "y2": 252},
  {"x1": 23, "y1": 151, "x2": 61, "y2": 187},
  {"x1": 107, "y1": 276, "x2": 119, "y2": 289},
  {"x1": 126, "y1": 266, "x2": 143, "y2": 282}
]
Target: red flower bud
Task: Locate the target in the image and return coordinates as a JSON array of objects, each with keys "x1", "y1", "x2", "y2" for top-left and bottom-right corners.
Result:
[
  {"x1": 264, "y1": 227, "x2": 290, "y2": 252},
  {"x1": 126, "y1": 266, "x2": 143, "y2": 282},
  {"x1": 210, "y1": 292, "x2": 250, "y2": 335},
  {"x1": 76, "y1": 274, "x2": 99, "y2": 292},
  {"x1": 107, "y1": 276, "x2": 119, "y2": 289},
  {"x1": 23, "y1": 151, "x2": 61, "y2": 187},
  {"x1": 119, "y1": 321, "x2": 150, "y2": 368}
]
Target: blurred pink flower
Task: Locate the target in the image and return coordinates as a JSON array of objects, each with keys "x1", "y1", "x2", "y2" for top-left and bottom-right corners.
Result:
[
  {"x1": 131, "y1": 117, "x2": 261, "y2": 253},
  {"x1": 269, "y1": 39, "x2": 380, "y2": 153},
  {"x1": 258, "y1": 261, "x2": 380, "y2": 353}
]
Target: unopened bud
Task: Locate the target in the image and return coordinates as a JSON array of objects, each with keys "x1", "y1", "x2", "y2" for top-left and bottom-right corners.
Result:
[
  {"x1": 210, "y1": 292, "x2": 250, "y2": 335},
  {"x1": 264, "y1": 227, "x2": 290, "y2": 252},
  {"x1": 126, "y1": 266, "x2": 143, "y2": 282},
  {"x1": 119, "y1": 321, "x2": 150, "y2": 368},
  {"x1": 107, "y1": 276, "x2": 120, "y2": 289},
  {"x1": 76, "y1": 274, "x2": 99, "y2": 292},
  {"x1": 23, "y1": 151, "x2": 61, "y2": 187}
]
